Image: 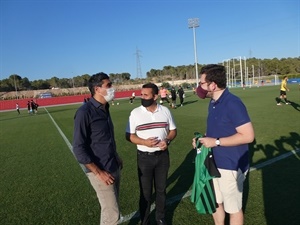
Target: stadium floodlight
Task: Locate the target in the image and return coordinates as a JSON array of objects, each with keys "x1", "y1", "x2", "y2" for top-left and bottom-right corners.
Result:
[{"x1": 188, "y1": 18, "x2": 199, "y2": 86}]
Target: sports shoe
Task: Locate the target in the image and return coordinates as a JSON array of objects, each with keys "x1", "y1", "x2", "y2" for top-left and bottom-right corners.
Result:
[
  {"x1": 286, "y1": 102, "x2": 291, "y2": 105},
  {"x1": 277, "y1": 103, "x2": 281, "y2": 106}
]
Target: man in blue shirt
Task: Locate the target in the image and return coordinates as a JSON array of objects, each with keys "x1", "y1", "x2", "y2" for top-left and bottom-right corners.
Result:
[
  {"x1": 73, "y1": 72, "x2": 122, "y2": 225},
  {"x1": 194, "y1": 65, "x2": 254, "y2": 225}
]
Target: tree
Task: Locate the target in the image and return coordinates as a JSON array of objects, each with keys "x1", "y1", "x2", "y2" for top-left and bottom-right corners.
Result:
[
  {"x1": 31, "y1": 79, "x2": 51, "y2": 90},
  {"x1": 9, "y1": 74, "x2": 21, "y2": 91},
  {"x1": 21, "y1": 77, "x2": 31, "y2": 90},
  {"x1": 58, "y1": 78, "x2": 71, "y2": 88},
  {"x1": 73, "y1": 76, "x2": 84, "y2": 87},
  {"x1": 49, "y1": 77, "x2": 60, "y2": 88},
  {"x1": 0, "y1": 78, "x2": 13, "y2": 92},
  {"x1": 0, "y1": 57, "x2": 299, "y2": 93},
  {"x1": 81, "y1": 74, "x2": 91, "y2": 87}
]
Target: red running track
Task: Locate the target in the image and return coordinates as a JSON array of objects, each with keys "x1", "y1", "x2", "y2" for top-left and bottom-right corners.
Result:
[{"x1": 0, "y1": 90, "x2": 141, "y2": 111}]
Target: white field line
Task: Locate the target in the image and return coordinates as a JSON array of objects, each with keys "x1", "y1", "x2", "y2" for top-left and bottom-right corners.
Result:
[
  {"x1": 45, "y1": 107, "x2": 300, "y2": 224},
  {"x1": 44, "y1": 107, "x2": 87, "y2": 172}
]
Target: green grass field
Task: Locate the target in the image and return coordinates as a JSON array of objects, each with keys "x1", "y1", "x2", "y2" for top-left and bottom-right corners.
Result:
[{"x1": 1, "y1": 84, "x2": 299, "y2": 225}]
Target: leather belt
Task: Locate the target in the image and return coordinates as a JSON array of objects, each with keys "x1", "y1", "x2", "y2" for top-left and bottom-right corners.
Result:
[{"x1": 138, "y1": 150, "x2": 164, "y2": 156}]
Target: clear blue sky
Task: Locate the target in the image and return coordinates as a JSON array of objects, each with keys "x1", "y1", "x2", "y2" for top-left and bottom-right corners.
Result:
[{"x1": 1, "y1": 0, "x2": 299, "y2": 81}]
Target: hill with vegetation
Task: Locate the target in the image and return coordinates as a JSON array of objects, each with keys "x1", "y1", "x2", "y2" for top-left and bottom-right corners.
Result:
[{"x1": 1, "y1": 57, "x2": 299, "y2": 100}]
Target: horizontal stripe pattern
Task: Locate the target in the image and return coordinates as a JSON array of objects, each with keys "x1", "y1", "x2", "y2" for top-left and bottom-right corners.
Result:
[{"x1": 136, "y1": 122, "x2": 168, "y2": 131}]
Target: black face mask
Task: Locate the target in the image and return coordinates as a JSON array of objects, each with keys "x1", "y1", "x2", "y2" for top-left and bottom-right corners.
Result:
[{"x1": 141, "y1": 98, "x2": 154, "y2": 107}]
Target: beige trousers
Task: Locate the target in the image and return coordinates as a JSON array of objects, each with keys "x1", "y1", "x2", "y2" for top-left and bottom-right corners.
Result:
[{"x1": 87, "y1": 169, "x2": 120, "y2": 225}]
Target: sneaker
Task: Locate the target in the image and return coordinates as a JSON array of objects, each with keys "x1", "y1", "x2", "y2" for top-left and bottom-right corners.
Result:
[
  {"x1": 277, "y1": 103, "x2": 281, "y2": 106},
  {"x1": 286, "y1": 102, "x2": 291, "y2": 105},
  {"x1": 181, "y1": 104, "x2": 183, "y2": 107}
]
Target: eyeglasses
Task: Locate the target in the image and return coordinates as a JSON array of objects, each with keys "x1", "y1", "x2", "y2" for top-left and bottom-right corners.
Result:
[
  {"x1": 106, "y1": 82, "x2": 112, "y2": 88},
  {"x1": 98, "y1": 82, "x2": 112, "y2": 88},
  {"x1": 199, "y1": 81, "x2": 211, "y2": 86}
]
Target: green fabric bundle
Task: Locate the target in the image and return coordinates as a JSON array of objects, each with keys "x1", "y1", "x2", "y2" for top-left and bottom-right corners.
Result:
[{"x1": 191, "y1": 132, "x2": 221, "y2": 214}]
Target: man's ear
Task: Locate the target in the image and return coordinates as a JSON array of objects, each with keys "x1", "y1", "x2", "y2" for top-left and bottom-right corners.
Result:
[
  {"x1": 154, "y1": 94, "x2": 159, "y2": 101},
  {"x1": 210, "y1": 82, "x2": 217, "y2": 91}
]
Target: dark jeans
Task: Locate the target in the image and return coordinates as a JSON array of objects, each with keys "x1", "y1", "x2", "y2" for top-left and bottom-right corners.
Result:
[
  {"x1": 137, "y1": 150, "x2": 170, "y2": 225},
  {"x1": 179, "y1": 96, "x2": 184, "y2": 105}
]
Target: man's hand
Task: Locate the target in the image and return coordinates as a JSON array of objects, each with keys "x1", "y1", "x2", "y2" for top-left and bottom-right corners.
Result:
[
  {"x1": 96, "y1": 170, "x2": 115, "y2": 186},
  {"x1": 198, "y1": 137, "x2": 217, "y2": 148},
  {"x1": 156, "y1": 139, "x2": 168, "y2": 150},
  {"x1": 144, "y1": 137, "x2": 160, "y2": 148},
  {"x1": 85, "y1": 163, "x2": 115, "y2": 186},
  {"x1": 192, "y1": 137, "x2": 197, "y2": 149}
]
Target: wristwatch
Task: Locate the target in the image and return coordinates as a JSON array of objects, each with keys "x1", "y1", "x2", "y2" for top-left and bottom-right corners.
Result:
[
  {"x1": 165, "y1": 138, "x2": 171, "y2": 146},
  {"x1": 215, "y1": 138, "x2": 221, "y2": 146}
]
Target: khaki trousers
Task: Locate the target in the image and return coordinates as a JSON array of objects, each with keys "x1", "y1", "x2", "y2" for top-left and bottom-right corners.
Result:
[{"x1": 87, "y1": 169, "x2": 120, "y2": 225}]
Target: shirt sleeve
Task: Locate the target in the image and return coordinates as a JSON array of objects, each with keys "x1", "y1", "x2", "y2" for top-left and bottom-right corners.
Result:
[
  {"x1": 166, "y1": 108, "x2": 177, "y2": 130},
  {"x1": 126, "y1": 110, "x2": 137, "y2": 134},
  {"x1": 72, "y1": 108, "x2": 93, "y2": 164},
  {"x1": 227, "y1": 99, "x2": 251, "y2": 128}
]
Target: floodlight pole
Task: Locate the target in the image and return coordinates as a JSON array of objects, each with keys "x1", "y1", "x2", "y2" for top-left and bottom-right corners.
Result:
[
  {"x1": 252, "y1": 65, "x2": 255, "y2": 86},
  {"x1": 233, "y1": 56, "x2": 243, "y2": 87},
  {"x1": 14, "y1": 74, "x2": 18, "y2": 99},
  {"x1": 188, "y1": 18, "x2": 199, "y2": 87},
  {"x1": 239, "y1": 56, "x2": 243, "y2": 87},
  {"x1": 223, "y1": 59, "x2": 231, "y2": 87},
  {"x1": 244, "y1": 56, "x2": 247, "y2": 86}
]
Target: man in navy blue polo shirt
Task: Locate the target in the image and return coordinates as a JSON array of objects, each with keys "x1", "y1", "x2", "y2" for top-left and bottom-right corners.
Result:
[
  {"x1": 73, "y1": 72, "x2": 123, "y2": 225},
  {"x1": 195, "y1": 64, "x2": 254, "y2": 225}
]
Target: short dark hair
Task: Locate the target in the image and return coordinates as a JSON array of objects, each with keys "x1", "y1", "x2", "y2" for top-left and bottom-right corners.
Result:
[
  {"x1": 88, "y1": 72, "x2": 109, "y2": 96},
  {"x1": 142, "y1": 83, "x2": 159, "y2": 95},
  {"x1": 200, "y1": 64, "x2": 227, "y2": 89}
]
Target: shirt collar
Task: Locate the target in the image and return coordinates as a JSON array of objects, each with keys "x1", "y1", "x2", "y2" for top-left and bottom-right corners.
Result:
[
  {"x1": 211, "y1": 88, "x2": 229, "y2": 104},
  {"x1": 90, "y1": 97, "x2": 109, "y2": 110}
]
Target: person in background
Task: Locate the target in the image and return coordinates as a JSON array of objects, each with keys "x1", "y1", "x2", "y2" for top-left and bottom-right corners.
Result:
[
  {"x1": 159, "y1": 86, "x2": 171, "y2": 106},
  {"x1": 35, "y1": 102, "x2": 39, "y2": 113},
  {"x1": 130, "y1": 91, "x2": 136, "y2": 104},
  {"x1": 177, "y1": 85, "x2": 185, "y2": 106},
  {"x1": 126, "y1": 83, "x2": 177, "y2": 225},
  {"x1": 16, "y1": 103, "x2": 20, "y2": 115},
  {"x1": 276, "y1": 76, "x2": 291, "y2": 105},
  {"x1": 73, "y1": 72, "x2": 123, "y2": 225},
  {"x1": 193, "y1": 64, "x2": 254, "y2": 225},
  {"x1": 30, "y1": 100, "x2": 36, "y2": 114},
  {"x1": 170, "y1": 86, "x2": 177, "y2": 108},
  {"x1": 27, "y1": 101, "x2": 31, "y2": 114}
]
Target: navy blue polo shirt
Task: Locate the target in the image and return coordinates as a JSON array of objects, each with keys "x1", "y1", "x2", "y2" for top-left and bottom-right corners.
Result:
[
  {"x1": 206, "y1": 89, "x2": 251, "y2": 172},
  {"x1": 73, "y1": 97, "x2": 119, "y2": 173}
]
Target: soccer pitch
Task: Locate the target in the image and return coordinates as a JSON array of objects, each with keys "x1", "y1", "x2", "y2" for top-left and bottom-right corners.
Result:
[{"x1": 0, "y1": 85, "x2": 299, "y2": 225}]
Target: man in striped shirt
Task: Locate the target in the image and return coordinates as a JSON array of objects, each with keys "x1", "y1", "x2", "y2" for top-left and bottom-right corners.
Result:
[{"x1": 126, "y1": 83, "x2": 177, "y2": 225}]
